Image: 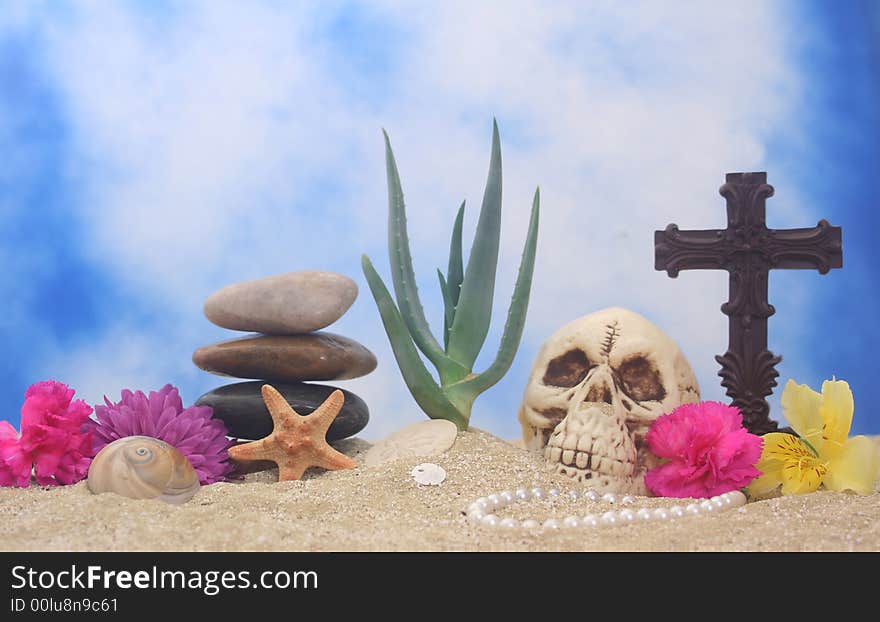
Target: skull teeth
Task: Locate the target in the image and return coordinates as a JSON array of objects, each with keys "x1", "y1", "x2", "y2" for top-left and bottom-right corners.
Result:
[{"x1": 546, "y1": 445, "x2": 636, "y2": 479}]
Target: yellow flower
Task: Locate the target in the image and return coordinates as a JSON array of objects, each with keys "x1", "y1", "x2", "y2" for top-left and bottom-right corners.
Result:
[{"x1": 748, "y1": 379, "x2": 879, "y2": 497}]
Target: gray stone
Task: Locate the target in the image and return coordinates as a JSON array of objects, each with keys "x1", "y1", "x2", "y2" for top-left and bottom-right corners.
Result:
[{"x1": 204, "y1": 270, "x2": 358, "y2": 334}]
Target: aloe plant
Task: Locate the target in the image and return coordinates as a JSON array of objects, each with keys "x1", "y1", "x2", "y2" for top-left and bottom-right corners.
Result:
[{"x1": 361, "y1": 120, "x2": 540, "y2": 430}]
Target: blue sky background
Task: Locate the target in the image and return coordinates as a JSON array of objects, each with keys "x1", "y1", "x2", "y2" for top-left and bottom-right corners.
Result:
[{"x1": 0, "y1": 1, "x2": 878, "y2": 440}]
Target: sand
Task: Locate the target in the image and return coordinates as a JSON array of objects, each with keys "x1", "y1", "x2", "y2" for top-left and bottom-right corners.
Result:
[{"x1": 1, "y1": 429, "x2": 878, "y2": 552}]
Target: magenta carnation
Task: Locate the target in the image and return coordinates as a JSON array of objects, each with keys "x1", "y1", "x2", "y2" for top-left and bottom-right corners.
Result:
[
  {"x1": 0, "y1": 421, "x2": 31, "y2": 487},
  {"x1": 0, "y1": 380, "x2": 94, "y2": 487},
  {"x1": 644, "y1": 401, "x2": 763, "y2": 498},
  {"x1": 82, "y1": 384, "x2": 233, "y2": 484}
]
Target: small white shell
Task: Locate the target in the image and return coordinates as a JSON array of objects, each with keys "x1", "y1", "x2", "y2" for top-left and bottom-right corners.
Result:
[
  {"x1": 87, "y1": 436, "x2": 200, "y2": 505},
  {"x1": 411, "y1": 462, "x2": 446, "y2": 486}
]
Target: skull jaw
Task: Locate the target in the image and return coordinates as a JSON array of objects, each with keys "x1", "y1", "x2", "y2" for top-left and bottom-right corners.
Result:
[
  {"x1": 543, "y1": 403, "x2": 647, "y2": 496},
  {"x1": 542, "y1": 415, "x2": 666, "y2": 495}
]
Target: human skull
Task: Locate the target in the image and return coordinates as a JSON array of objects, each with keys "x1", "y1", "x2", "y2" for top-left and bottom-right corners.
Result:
[{"x1": 518, "y1": 307, "x2": 700, "y2": 493}]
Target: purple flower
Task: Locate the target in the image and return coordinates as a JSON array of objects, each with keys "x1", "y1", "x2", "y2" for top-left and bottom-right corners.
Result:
[{"x1": 82, "y1": 384, "x2": 233, "y2": 484}]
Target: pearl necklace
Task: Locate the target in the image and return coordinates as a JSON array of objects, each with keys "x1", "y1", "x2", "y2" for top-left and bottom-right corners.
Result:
[{"x1": 464, "y1": 487, "x2": 748, "y2": 530}]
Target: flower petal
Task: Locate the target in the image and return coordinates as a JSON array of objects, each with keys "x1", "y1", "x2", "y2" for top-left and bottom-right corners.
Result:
[
  {"x1": 755, "y1": 432, "x2": 826, "y2": 495},
  {"x1": 818, "y1": 380, "x2": 854, "y2": 458},
  {"x1": 759, "y1": 432, "x2": 806, "y2": 462},
  {"x1": 645, "y1": 460, "x2": 714, "y2": 498},
  {"x1": 706, "y1": 428, "x2": 763, "y2": 494},
  {"x1": 0, "y1": 421, "x2": 20, "y2": 442},
  {"x1": 780, "y1": 458, "x2": 826, "y2": 495},
  {"x1": 0, "y1": 424, "x2": 32, "y2": 488},
  {"x1": 780, "y1": 380, "x2": 824, "y2": 453},
  {"x1": 823, "y1": 435, "x2": 879, "y2": 495},
  {"x1": 645, "y1": 409, "x2": 692, "y2": 459},
  {"x1": 746, "y1": 465, "x2": 783, "y2": 498}
]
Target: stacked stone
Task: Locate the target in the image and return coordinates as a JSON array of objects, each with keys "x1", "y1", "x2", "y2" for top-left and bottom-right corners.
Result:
[{"x1": 192, "y1": 271, "x2": 374, "y2": 442}]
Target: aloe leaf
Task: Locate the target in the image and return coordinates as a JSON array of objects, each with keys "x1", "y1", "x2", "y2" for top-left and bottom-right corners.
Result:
[
  {"x1": 454, "y1": 188, "x2": 540, "y2": 397},
  {"x1": 383, "y1": 130, "x2": 448, "y2": 368},
  {"x1": 447, "y1": 201, "x2": 465, "y2": 305},
  {"x1": 362, "y1": 255, "x2": 469, "y2": 429},
  {"x1": 446, "y1": 120, "x2": 502, "y2": 367},
  {"x1": 437, "y1": 269, "x2": 455, "y2": 349}
]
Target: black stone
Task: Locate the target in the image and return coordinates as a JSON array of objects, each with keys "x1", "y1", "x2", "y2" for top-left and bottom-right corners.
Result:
[{"x1": 196, "y1": 381, "x2": 369, "y2": 441}]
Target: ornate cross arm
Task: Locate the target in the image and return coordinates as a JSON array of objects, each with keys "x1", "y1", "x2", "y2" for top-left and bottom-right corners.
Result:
[
  {"x1": 655, "y1": 226, "x2": 727, "y2": 276},
  {"x1": 767, "y1": 221, "x2": 842, "y2": 272}
]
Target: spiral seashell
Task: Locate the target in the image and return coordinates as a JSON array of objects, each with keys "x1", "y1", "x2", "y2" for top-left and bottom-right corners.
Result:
[{"x1": 87, "y1": 436, "x2": 200, "y2": 505}]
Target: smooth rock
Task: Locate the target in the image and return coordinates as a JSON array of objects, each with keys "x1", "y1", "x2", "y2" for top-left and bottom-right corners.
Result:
[
  {"x1": 192, "y1": 332, "x2": 377, "y2": 382},
  {"x1": 195, "y1": 381, "x2": 369, "y2": 442},
  {"x1": 204, "y1": 270, "x2": 358, "y2": 334},
  {"x1": 364, "y1": 419, "x2": 459, "y2": 467}
]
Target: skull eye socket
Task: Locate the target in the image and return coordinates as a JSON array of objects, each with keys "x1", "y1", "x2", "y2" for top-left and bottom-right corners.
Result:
[
  {"x1": 617, "y1": 356, "x2": 666, "y2": 402},
  {"x1": 542, "y1": 349, "x2": 594, "y2": 387}
]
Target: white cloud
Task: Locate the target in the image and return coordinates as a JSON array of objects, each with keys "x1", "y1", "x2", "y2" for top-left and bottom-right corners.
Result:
[
  {"x1": 37, "y1": 2, "x2": 377, "y2": 299},
  {"x1": 13, "y1": 0, "x2": 812, "y2": 440},
  {"x1": 40, "y1": 324, "x2": 193, "y2": 408}
]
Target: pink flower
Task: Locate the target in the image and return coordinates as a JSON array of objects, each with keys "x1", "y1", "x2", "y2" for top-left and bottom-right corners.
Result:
[
  {"x1": 645, "y1": 401, "x2": 763, "y2": 498},
  {"x1": 0, "y1": 421, "x2": 31, "y2": 487},
  {"x1": 0, "y1": 380, "x2": 94, "y2": 487}
]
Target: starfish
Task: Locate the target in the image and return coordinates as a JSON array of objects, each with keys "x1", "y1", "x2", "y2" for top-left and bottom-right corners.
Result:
[{"x1": 227, "y1": 384, "x2": 357, "y2": 482}]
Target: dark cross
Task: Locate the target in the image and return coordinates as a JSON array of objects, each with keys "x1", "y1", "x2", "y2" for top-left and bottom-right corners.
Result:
[{"x1": 654, "y1": 172, "x2": 842, "y2": 435}]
